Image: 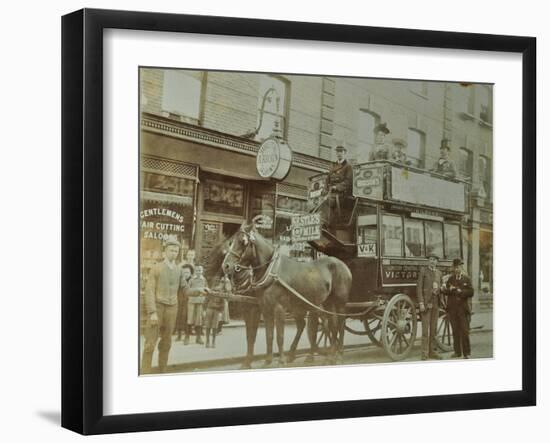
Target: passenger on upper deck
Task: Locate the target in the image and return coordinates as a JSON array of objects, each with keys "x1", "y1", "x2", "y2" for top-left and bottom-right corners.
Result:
[
  {"x1": 368, "y1": 122, "x2": 391, "y2": 161},
  {"x1": 391, "y1": 137, "x2": 410, "y2": 165},
  {"x1": 430, "y1": 138, "x2": 457, "y2": 179}
]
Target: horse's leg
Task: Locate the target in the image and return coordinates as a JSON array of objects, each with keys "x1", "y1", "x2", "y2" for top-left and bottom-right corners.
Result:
[
  {"x1": 274, "y1": 304, "x2": 287, "y2": 366},
  {"x1": 263, "y1": 309, "x2": 275, "y2": 367},
  {"x1": 335, "y1": 305, "x2": 346, "y2": 364},
  {"x1": 288, "y1": 312, "x2": 305, "y2": 363},
  {"x1": 305, "y1": 312, "x2": 319, "y2": 363},
  {"x1": 241, "y1": 305, "x2": 259, "y2": 369}
]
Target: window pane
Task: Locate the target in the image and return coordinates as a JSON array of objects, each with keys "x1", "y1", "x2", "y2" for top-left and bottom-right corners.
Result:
[
  {"x1": 425, "y1": 221, "x2": 443, "y2": 258},
  {"x1": 382, "y1": 215, "x2": 403, "y2": 256},
  {"x1": 444, "y1": 223, "x2": 461, "y2": 259},
  {"x1": 203, "y1": 179, "x2": 245, "y2": 216},
  {"x1": 404, "y1": 219, "x2": 425, "y2": 257},
  {"x1": 357, "y1": 111, "x2": 377, "y2": 162},
  {"x1": 257, "y1": 75, "x2": 287, "y2": 139},
  {"x1": 161, "y1": 70, "x2": 201, "y2": 119},
  {"x1": 407, "y1": 129, "x2": 424, "y2": 168}
]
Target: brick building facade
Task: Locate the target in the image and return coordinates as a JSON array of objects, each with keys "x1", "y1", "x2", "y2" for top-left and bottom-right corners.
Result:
[{"x1": 139, "y1": 68, "x2": 493, "y2": 307}]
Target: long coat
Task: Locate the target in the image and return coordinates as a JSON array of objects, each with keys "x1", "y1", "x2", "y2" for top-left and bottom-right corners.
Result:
[
  {"x1": 445, "y1": 273, "x2": 474, "y2": 312},
  {"x1": 417, "y1": 267, "x2": 443, "y2": 306},
  {"x1": 326, "y1": 160, "x2": 353, "y2": 196}
]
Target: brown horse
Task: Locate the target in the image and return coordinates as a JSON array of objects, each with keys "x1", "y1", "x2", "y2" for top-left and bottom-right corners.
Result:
[{"x1": 222, "y1": 217, "x2": 352, "y2": 367}]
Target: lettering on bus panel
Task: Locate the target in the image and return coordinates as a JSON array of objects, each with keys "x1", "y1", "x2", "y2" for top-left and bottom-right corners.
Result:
[
  {"x1": 381, "y1": 264, "x2": 420, "y2": 285},
  {"x1": 353, "y1": 165, "x2": 384, "y2": 200},
  {"x1": 358, "y1": 242, "x2": 376, "y2": 257}
]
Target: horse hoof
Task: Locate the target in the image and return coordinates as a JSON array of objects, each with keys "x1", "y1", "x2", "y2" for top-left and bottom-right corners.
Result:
[
  {"x1": 263, "y1": 360, "x2": 273, "y2": 368},
  {"x1": 287, "y1": 353, "x2": 296, "y2": 363},
  {"x1": 240, "y1": 362, "x2": 252, "y2": 370},
  {"x1": 304, "y1": 354, "x2": 315, "y2": 364},
  {"x1": 277, "y1": 358, "x2": 287, "y2": 367}
]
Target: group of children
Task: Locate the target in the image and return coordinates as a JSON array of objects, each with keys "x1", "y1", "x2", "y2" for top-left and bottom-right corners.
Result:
[{"x1": 175, "y1": 264, "x2": 231, "y2": 349}]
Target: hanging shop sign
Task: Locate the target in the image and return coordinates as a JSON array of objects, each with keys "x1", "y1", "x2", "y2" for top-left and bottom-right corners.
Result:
[{"x1": 256, "y1": 137, "x2": 293, "y2": 180}]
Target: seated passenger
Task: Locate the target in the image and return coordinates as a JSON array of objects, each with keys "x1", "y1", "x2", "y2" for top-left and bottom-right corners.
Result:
[
  {"x1": 430, "y1": 138, "x2": 457, "y2": 179},
  {"x1": 368, "y1": 122, "x2": 391, "y2": 161},
  {"x1": 391, "y1": 137, "x2": 411, "y2": 165}
]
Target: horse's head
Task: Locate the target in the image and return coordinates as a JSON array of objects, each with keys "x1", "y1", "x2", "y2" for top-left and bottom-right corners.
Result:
[{"x1": 221, "y1": 220, "x2": 257, "y2": 276}]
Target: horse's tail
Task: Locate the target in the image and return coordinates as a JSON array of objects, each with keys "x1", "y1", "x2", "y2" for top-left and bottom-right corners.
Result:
[{"x1": 326, "y1": 257, "x2": 352, "y2": 305}]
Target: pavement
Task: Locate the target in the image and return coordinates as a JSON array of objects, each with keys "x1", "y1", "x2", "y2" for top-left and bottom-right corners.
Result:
[{"x1": 141, "y1": 309, "x2": 493, "y2": 373}]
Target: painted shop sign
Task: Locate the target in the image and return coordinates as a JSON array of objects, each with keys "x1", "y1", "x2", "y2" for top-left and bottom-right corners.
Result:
[{"x1": 256, "y1": 137, "x2": 292, "y2": 180}]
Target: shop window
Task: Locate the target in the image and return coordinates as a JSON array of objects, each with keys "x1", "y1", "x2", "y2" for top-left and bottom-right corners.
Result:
[
  {"x1": 256, "y1": 75, "x2": 289, "y2": 140},
  {"x1": 161, "y1": 70, "x2": 202, "y2": 122},
  {"x1": 203, "y1": 178, "x2": 245, "y2": 216},
  {"x1": 424, "y1": 220, "x2": 443, "y2": 259},
  {"x1": 277, "y1": 195, "x2": 308, "y2": 213},
  {"x1": 404, "y1": 218, "x2": 425, "y2": 257},
  {"x1": 357, "y1": 110, "x2": 379, "y2": 162},
  {"x1": 407, "y1": 128, "x2": 425, "y2": 168},
  {"x1": 458, "y1": 148, "x2": 473, "y2": 181},
  {"x1": 382, "y1": 214, "x2": 403, "y2": 257},
  {"x1": 444, "y1": 223, "x2": 461, "y2": 260}
]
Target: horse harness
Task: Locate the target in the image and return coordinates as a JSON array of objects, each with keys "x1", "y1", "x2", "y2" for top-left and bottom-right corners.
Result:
[{"x1": 225, "y1": 228, "x2": 368, "y2": 318}]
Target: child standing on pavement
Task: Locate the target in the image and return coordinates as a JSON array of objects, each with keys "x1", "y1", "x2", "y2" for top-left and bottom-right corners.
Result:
[
  {"x1": 204, "y1": 275, "x2": 231, "y2": 348},
  {"x1": 186, "y1": 265, "x2": 208, "y2": 345}
]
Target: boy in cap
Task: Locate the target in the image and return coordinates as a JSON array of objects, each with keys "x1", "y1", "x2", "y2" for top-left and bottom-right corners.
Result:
[
  {"x1": 186, "y1": 265, "x2": 208, "y2": 344},
  {"x1": 417, "y1": 253, "x2": 444, "y2": 360},
  {"x1": 204, "y1": 275, "x2": 231, "y2": 348},
  {"x1": 430, "y1": 138, "x2": 457, "y2": 179},
  {"x1": 444, "y1": 258, "x2": 474, "y2": 358},
  {"x1": 368, "y1": 122, "x2": 391, "y2": 161}
]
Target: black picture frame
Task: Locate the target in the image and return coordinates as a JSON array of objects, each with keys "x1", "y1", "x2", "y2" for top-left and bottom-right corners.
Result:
[{"x1": 61, "y1": 8, "x2": 536, "y2": 435}]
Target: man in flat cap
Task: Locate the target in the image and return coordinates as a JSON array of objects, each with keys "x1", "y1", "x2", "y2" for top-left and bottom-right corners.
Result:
[
  {"x1": 368, "y1": 122, "x2": 391, "y2": 161},
  {"x1": 417, "y1": 253, "x2": 444, "y2": 360},
  {"x1": 444, "y1": 258, "x2": 474, "y2": 359},
  {"x1": 430, "y1": 138, "x2": 457, "y2": 179},
  {"x1": 141, "y1": 238, "x2": 207, "y2": 373},
  {"x1": 321, "y1": 145, "x2": 354, "y2": 225},
  {"x1": 391, "y1": 137, "x2": 410, "y2": 165}
]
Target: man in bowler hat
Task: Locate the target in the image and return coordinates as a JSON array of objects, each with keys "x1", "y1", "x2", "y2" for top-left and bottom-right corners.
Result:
[
  {"x1": 430, "y1": 138, "x2": 457, "y2": 179},
  {"x1": 444, "y1": 258, "x2": 474, "y2": 358},
  {"x1": 417, "y1": 253, "x2": 444, "y2": 360}
]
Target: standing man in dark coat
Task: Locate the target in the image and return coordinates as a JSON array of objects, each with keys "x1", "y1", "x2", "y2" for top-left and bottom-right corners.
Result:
[
  {"x1": 444, "y1": 258, "x2": 474, "y2": 359},
  {"x1": 321, "y1": 145, "x2": 354, "y2": 225},
  {"x1": 417, "y1": 253, "x2": 443, "y2": 360}
]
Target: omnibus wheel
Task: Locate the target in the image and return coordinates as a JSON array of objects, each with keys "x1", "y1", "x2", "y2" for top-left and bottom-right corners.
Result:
[
  {"x1": 435, "y1": 294, "x2": 454, "y2": 352},
  {"x1": 381, "y1": 294, "x2": 418, "y2": 361}
]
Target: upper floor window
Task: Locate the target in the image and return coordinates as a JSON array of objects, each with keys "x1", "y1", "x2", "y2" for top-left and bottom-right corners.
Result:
[
  {"x1": 458, "y1": 147, "x2": 473, "y2": 181},
  {"x1": 161, "y1": 70, "x2": 202, "y2": 122},
  {"x1": 407, "y1": 128, "x2": 425, "y2": 168},
  {"x1": 410, "y1": 81, "x2": 428, "y2": 98},
  {"x1": 256, "y1": 75, "x2": 289, "y2": 140},
  {"x1": 357, "y1": 111, "x2": 379, "y2": 162},
  {"x1": 479, "y1": 155, "x2": 492, "y2": 200},
  {"x1": 479, "y1": 85, "x2": 493, "y2": 124}
]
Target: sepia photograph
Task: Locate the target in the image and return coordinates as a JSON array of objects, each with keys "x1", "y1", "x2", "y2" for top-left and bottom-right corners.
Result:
[{"x1": 138, "y1": 68, "x2": 494, "y2": 375}]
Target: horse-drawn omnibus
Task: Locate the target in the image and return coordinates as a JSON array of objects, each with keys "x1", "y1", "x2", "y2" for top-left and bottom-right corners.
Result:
[{"x1": 306, "y1": 160, "x2": 470, "y2": 361}]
